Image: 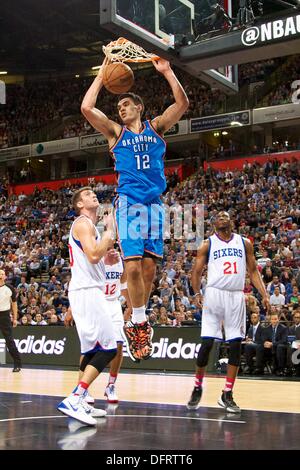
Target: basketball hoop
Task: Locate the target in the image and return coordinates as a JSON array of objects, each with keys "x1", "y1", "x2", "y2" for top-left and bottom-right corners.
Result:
[{"x1": 102, "y1": 37, "x2": 160, "y2": 63}]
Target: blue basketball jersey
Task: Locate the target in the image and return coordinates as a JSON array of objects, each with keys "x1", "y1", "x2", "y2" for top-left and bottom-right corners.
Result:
[{"x1": 111, "y1": 120, "x2": 167, "y2": 204}]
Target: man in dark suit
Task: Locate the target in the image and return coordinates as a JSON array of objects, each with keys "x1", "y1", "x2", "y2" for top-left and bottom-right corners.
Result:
[
  {"x1": 255, "y1": 311, "x2": 288, "y2": 376},
  {"x1": 288, "y1": 310, "x2": 300, "y2": 377},
  {"x1": 243, "y1": 310, "x2": 263, "y2": 374}
]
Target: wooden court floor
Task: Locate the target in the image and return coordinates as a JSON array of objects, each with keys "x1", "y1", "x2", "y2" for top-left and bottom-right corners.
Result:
[
  {"x1": 0, "y1": 366, "x2": 299, "y2": 451},
  {"x1": 0, "y1": 366, "x2": 299, "y2": 413}
]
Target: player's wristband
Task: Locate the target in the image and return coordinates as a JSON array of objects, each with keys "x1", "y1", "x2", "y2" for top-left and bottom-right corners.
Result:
[
  {"x1": 194, "y1": 292, "x2": 201, "y2": 297},
  {"x1": 120, "y1": 282, "x2": 127, "y2": 290}
]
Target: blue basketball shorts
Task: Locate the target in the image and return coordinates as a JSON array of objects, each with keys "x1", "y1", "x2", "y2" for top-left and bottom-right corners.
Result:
[{"x1": 113, "y1": 194, "x2": 164, "y2": 260}]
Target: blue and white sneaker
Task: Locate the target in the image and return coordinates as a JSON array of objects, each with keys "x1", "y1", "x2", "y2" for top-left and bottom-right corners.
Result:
[
  {"x1": 57, "y1": 394, "x2": 97, "y2": 426},
  {"x1": 84, "y1": 390, "x2": 95, "y2": 405},
  {"x1": 84, "y1": 401, "x2": 107, "y2": 418}
]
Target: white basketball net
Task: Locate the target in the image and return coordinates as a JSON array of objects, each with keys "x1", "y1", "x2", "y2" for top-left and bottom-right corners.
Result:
[{"x1": 103, "y1": 37, "x2": 160, "y2": 63}]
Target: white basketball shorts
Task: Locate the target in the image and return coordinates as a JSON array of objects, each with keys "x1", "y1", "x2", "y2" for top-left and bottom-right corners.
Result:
[
  {"x1": 69, "y1": 287, "x2": 117, "y2": 354},
  {"x1": 107, "y1": 299, "x2": 125, "y2": 343},
  {"x1": 201, "y1": 286, "x2": 246, "y2": 341}
]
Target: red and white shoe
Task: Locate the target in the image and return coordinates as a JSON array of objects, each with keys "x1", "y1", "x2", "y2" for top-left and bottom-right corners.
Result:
[{"x1": 104, "y1": 384, "x2": 118, "y2": 404}]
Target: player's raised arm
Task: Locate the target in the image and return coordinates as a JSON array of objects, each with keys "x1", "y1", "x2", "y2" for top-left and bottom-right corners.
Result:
[
  {"x1": 244, "y1": 238, "x2": 270, "y2": 312},
  {"x1": 73, "y1": 217, "x2": 114, "y2": 264},
  {"x1": 81, "y1": 57, "x2": 121, "y2": 143},
  {"x1": 151, "y1": 58, "x2": 189, "y2": 135},
  {"x1": 191, "y1": 240, "x2": 210, "y2": 296}
]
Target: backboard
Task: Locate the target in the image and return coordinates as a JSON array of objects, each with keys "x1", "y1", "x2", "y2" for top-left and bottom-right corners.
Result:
[{"x1": 100, "y1": 0, "x2": 238, "y2": 93}]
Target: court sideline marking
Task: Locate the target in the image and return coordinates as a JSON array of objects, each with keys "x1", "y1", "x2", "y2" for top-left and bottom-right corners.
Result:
[{"x1": 0, "y1": 414, "x2": 246, "y2": 424}]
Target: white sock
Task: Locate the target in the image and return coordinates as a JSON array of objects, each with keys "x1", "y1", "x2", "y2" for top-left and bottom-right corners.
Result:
[{"x1": 132, "y1": 305, "x2": 146, "y2": 324}]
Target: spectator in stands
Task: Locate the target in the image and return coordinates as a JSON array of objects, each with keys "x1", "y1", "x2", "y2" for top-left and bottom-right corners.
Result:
[
  {"x1": 270, "y1": 287, "x2": 286, "y2": 307},
  {"x1": 20, "y1": 315, "x2": 29, "y2": 326},
  {"x1": 267, "y1": 276, "x2": 285, "y2": 295},
  {"x1": 157, "y1": 307, "x2": 172, "y2": 326},
  {"x1": 33, "y1": 313, "x2": 47, "y2": 325},
  {"x1": 243, "y1": 311, "x2": 263, "y2": 375},
  {"x1": 255, "y1": 312, "x2": 288, "y2": 376},
  {"x1": 287, "y1": 286, "x2": 300, "y2": 309}
]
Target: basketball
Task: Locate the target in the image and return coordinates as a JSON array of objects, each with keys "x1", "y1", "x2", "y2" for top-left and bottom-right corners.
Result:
[{"x1": 102, "y1": 62, "x2": 134, "y2": 94}]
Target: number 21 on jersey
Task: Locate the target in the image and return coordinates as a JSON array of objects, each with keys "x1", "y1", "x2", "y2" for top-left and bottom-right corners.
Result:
[{"x1": 223, "y1": 261, "x2": 238, "y2": 275}]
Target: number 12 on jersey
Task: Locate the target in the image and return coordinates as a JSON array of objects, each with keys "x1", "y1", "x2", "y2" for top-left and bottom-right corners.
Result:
[
  {"x1": 135, "y1": 154, "x2": 150, "y2": 170},
  {"x1": 223, "y1": 261, "x2": 238, "y2": 275}
]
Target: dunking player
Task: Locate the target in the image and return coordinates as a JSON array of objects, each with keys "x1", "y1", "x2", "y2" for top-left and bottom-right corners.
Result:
[
  {"x1": 187, "y1": 211, "x2": 270, "y2": 413},
  {"x1": 65, "y1": 248, "x2": 130, "y2": 404},
  {"x1": 81, "y1": 57, "x2": 189, "y2": 361},
  {"x1": 57, "y1": 187, "x2": 117, "y2": 426}
]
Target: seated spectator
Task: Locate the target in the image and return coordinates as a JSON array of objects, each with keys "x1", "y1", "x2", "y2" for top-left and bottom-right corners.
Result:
[
  {"x1": 51, "y1": 253, "x2": 65, "y2": 273},
  {"x1": 160, "y1": 295, "x2": 173, "y2": 313},
  {"x1": 57, "y1": 305, "x2": 68, "y2": 323},
  {"x1": 158, "y1": 281, "x2": 174, "y2": 299},
  {"x1": 28, "y1": 277, "x2": 39, "y2": 291},
  {"x1": 158, "y1": 271, "x2": 173, "y2": 287},
  {"x1": 150, "y1": 295, "x2": 162, "y2": 310},
  {"x1": 48, "y1": 313, "x2": 60, "y2": 326},
  {"x1": 255, "y1": 312, "x2": 288, "y2": 376},
  {"x1": 148, "y1": 310, "x2": 158, "y2": 326},
  {"x1": 262, "y1": 266, "x2": 274, "y2": 285},
  {"x1": 32, "y1": 313, "x2": 48, "y2": 325},
  {"x1": 267, "y1": 275, "x2": 286, "y2": 295},
  {"x1": 176, "y1": 288, "x2": 190, "y2": 309},
  {"x1": 257, "y1": 250, "x2": 271, "y2": 268},
  {"x1": 17, "y1": 275, "x2": 29, "y2": 290},
  {"x1": 20, "y1": 315, "x2": 29, "y2": 326},
  {"x1": 280, "y1": 266, "x2": 293, "y2": 286},
  {"x1": 287, "y1": 286, "x2": 300, "y2": 308},
  {"x1": 270, "y1": 286, "x2": 286, "y2": 307},
  {"x1": 243, "y1": 311, "x2": 263, "y2": 374},
  {"x1": 157, "y1": 307, "x2": 172, "y2": 326},
  {"x1": 46, "y1": 275, "x2": 61, "y2": 291},
  {"x1": 173, "y1": 304, "x2": 187, "y2": 327}
]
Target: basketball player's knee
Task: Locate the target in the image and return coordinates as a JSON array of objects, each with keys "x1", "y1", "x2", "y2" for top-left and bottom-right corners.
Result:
[
  {"x1": 197, "y1": 339, "x2": 214, "y2": 367},
  {"x1": 228, "y1": 340, "x2": 242, "y2": 366},
  {"x1": 125, "y1": 261, "x2": 142, "y2": 281},
  {"x1": 89, "y1": 350, "x2": 117, "y2": 373},
  {"x1": 80, "y1": 353, "x2": 95, "y2": 372}
]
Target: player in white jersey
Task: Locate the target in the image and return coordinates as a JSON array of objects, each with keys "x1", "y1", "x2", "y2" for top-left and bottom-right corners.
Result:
[
  {"x1": 65, "y1": 248, "x2": 131, "y2": 405},
  {"x1": 57, "y1": 186, "x2": 117, "y2": 426},
  {"x1": 187, "y1": 211, "x2": 270, "y2": 413},
  {"x1": 103, "y1": 248, "x2": 130, "y2": 403}
]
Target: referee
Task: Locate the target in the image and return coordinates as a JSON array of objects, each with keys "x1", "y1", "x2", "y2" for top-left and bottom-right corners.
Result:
[{"x1": 0, "y1": 270, "x2": 22, "y2": 372}]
